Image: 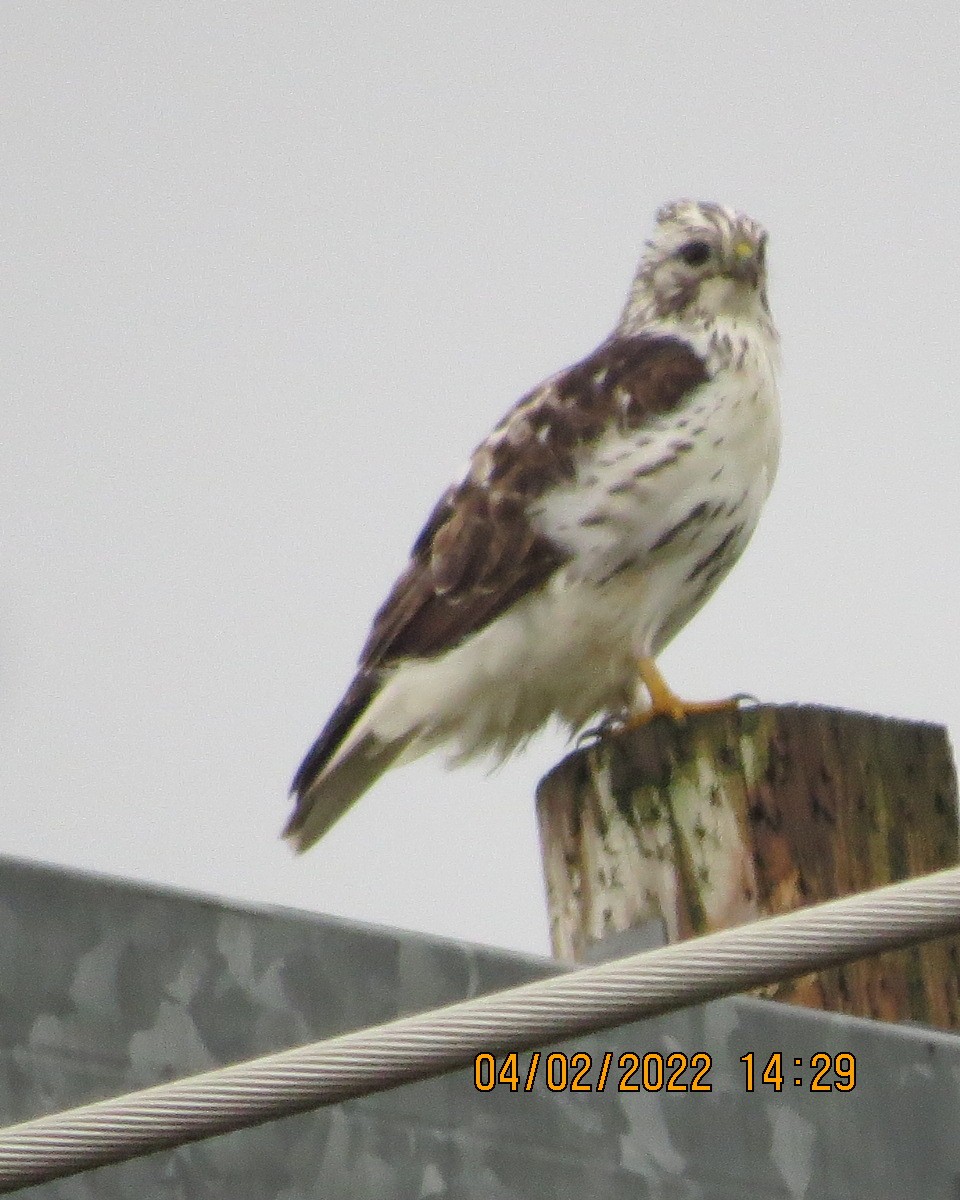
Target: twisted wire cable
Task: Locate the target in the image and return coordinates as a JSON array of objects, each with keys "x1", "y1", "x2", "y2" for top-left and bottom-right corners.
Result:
[{"x1": 1, "y1": 866, "x2": 960, "y2": 1193}]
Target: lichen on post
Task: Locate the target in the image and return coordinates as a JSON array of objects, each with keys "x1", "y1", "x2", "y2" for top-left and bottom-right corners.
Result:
[{"x1": 535, "y1": 704, "x2": 960, "y2": 1028}]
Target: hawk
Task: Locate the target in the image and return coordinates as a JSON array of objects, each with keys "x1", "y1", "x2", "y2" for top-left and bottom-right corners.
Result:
[{"x1": 286, "y1": 200, "x2": 780, "y2": 851}]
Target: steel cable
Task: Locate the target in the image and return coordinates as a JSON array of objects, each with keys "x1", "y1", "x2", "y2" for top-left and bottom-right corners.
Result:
[{"x1": 1, "y1": 866, "x2": 959, "y2": 1192}]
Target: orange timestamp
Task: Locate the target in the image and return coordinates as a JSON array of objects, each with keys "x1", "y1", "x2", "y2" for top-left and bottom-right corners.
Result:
[
  {"x1": 473, "y1": 1050, "x2": 858, "y2": 1093},
  {"x1": 474, "y1": 1050, "x2": 714, "y2": 1093},
  {"x1": 740, "y1": 1052, "x2": 856, "y2": 1091}
]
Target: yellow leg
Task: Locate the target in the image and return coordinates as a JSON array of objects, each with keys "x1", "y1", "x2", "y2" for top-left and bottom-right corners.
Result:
[{"x1": 630, "y1": 657, "x2": 744, "y2": 725}]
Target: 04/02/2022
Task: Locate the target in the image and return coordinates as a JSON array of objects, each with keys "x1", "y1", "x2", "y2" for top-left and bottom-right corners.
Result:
[{"x1": 473, "y1": 1050, "x2": 858, "y2": 1093}]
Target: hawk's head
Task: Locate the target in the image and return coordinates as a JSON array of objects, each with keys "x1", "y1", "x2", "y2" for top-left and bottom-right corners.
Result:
[{"x1": 619, "y1": 200, "x2": 771, "y2": 333}]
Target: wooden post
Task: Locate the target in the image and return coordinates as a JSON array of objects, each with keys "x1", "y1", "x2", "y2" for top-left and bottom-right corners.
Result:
[{"x1": 536, "y1": 704, "x2": 960, "y2": 1028}]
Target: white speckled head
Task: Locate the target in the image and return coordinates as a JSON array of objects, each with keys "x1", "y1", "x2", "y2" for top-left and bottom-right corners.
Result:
[{"x1": 619, "y1": 200, "x2": 772, "y2": 333}]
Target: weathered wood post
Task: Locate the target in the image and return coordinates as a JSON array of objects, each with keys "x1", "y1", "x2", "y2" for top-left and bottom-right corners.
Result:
[{"x1": 536, "y1": 704, "x2": 960, "y2": 1028}]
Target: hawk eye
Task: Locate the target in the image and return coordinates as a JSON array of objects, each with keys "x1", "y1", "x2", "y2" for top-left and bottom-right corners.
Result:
[{"x1": 677, "y1": 240, "x2": 711, "y2": 267}]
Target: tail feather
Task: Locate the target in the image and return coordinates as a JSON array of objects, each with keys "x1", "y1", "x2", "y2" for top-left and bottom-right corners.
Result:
[
  {"x1": 284, "y1": 732, "x2": 410, "y2": 851},
  {"x1": 285, "y1": 672, "x2": 410, "y2": 852},
  {"x1": 290, "y1": 674, "x2": 378, "y2": 796}
]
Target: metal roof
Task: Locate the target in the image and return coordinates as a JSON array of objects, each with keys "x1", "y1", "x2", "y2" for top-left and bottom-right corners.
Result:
[{"x1": 0, "y1": 854, "x2": 956, "y2": 1198}]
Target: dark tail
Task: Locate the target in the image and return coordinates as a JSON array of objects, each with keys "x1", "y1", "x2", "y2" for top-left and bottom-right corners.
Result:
[{"x1": 284, "y1": 672, "x2": 409, "y2": 852}]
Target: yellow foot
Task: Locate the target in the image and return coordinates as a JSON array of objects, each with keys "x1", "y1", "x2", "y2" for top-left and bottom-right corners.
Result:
[{"x1": 623, "y1": 657, "x2": 750, "y2": 727}]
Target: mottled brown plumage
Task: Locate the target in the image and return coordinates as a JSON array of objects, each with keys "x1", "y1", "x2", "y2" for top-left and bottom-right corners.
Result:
[
  {"x1": 287, "y1": 200, "x2": 780, "y2": 851},
  {"x1": 287, "y1": 336, "x2": 706, "y2": 825},
  {"x1": 361, "y1": 335, "x2": 707, "y2": 667}
]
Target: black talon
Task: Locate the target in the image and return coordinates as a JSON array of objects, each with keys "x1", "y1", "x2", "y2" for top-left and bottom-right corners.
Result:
[{"x1": 577, "y1": 711, "x2": 629, "y2": 745}]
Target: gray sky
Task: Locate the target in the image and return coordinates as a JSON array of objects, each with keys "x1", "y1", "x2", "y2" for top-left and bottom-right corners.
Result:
[{"x1": 1, "y1": 4, "x2": 958, "y2": 956}]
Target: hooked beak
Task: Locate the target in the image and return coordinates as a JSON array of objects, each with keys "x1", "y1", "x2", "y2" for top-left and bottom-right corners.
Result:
[{"x1": 727, "y1": 238, "x2": 762, "y2": 287}]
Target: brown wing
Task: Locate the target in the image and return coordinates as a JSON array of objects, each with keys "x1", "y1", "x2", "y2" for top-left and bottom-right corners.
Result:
[
  {"x1": 287, "y1": 333, "x2": 709, "y2": 826},
  {"x1": 358, "y1": 332, "x2": 709, "y2": 669},
  {"x1": 357, "y1": 486, "x2": 564, "y2": 667}
]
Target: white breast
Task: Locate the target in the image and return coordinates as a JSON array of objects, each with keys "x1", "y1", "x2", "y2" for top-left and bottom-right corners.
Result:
[
  {"x1": 353, "y1": 319, "x2": 779, "y2": 767},
  {"x1": 533, "y1": 318, "x2": 780, "y2": 653}
]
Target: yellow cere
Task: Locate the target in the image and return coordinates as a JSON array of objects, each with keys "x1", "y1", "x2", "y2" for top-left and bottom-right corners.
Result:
[{"x1": 733, "y1": 240, "x2": 754, "y2": 258}]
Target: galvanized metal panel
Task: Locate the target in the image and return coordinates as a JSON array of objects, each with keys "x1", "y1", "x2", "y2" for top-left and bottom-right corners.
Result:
[{"x1": 0, "y1": 856, "x2": 956, "y2": 1198}]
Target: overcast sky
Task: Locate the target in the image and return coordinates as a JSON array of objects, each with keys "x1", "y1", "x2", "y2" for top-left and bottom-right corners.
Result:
[{"x1": 1, "y1": 4, "x2": 957, "y2": 956}]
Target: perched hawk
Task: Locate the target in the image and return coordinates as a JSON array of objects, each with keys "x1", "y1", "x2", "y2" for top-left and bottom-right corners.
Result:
[{"x1": 286, "y1": 200, "x2": 780, "y2": 851}]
